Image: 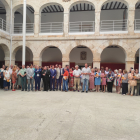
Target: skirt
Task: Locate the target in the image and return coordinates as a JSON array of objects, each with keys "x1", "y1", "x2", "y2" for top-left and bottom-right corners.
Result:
[{"x1": 3, "y1": 80, "x2": 10, "y2": 87}]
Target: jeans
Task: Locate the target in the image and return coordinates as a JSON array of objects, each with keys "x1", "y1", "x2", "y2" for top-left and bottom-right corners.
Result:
[
  {"x1": 27, "y1": 78, "x2": 33, "y2": 91},
  {"x1": 56, "y1": 76, "x2": 62, "y2": 90},
  {"x1": 63, "y1": 79, "x2": 68, "y2": 91},
  {"x1": 82, "y1": 79, "x2": 89, "y2": 91}
]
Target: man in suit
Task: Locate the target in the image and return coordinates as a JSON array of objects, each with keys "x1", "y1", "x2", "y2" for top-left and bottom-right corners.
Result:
[
  {"x1": 42, "y1": 66, "x2": 50, "y2": 91},
  {"x1": 56, "y1": 65, "x2": 63, "y2": 91},
  {"x1": 50, "y1": 65, "x2": 56, "y2": 91},
  {"x1": 34, "y1": 66, "x2": 41, "y2": 91},
  {"x1": 26, "y1": 64, "x2": 34, "y2": 91}
]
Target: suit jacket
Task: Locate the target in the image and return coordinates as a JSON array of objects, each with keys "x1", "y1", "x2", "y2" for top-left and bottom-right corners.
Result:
[
  {"x1": 26, "y1": 68, "x2": 34, "y2": 79},
  {"x1": 50, "y1": 69, "x2": 56, "y2": 78},
  {"x1": 55, "y1": 68, "x2": 63, "y2": 79},
  {"x1": 34, "y1": 69, "x2": 41, "y2": 80},
  {"x1": 42, "y1": 69, "x2": 50, "y2": 80}
]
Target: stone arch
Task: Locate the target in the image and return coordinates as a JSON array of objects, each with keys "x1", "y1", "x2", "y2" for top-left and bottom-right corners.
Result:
[
  {"x1": 12, "y1": 41, "x2": 35, "y2": 61},
  {"x1": 39, "y1": 2, "x2": 64, "y2": 14},
  {"x1": 69, "y1": 0, "x2": 96, "y2": 11},
  {"x1": 99, "y1": 0, "x2": 130, "y2": 10},
  {"x1": 0, "y1": 0, "x2": 10, "y2": 14},
  {"x1": 0, "y1": 43, "x2": 10, "y2": 59},
  {"x1": 132, "y1": 41, "x2": 140, "y2": 59}
]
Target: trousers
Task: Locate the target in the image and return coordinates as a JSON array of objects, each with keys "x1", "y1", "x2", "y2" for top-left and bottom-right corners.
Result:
[{"x1": 74, "y1": 77, "x2": 80, "y2": 90}]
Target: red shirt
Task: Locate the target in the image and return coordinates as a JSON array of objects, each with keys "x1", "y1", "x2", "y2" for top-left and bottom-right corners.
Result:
[{"x1": 63, "y1": 71, "x2": 69, "y2": 76}]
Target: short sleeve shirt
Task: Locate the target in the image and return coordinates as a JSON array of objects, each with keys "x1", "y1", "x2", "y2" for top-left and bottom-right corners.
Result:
[{"x1": 82, "y1": 67, "x2": 91, "y2": 80}]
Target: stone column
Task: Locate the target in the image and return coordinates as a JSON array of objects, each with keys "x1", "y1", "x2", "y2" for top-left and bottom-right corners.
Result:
[
  {"x1": 33, "y1": 58, "x2": 41, "y2": 66},
  {"x1": 95, "y1": 11, "x2": 101, "y2": 35},
  {"x1": 93, "y1": 58, "x2": 101, "y2": 69},
  {"x1": 128, "y1": 9, "x2": 135, "y2": 35},
  {"x1": 5, "y1": 57, "x2": 15, "y2": 66},
  {"x1": 63, "y1": 12, "x2": 69, "y2": 37},
  {"x1": 6, "y1": 13, "x2": 10, "y2": 32},
  {"x1": 62, "y1": 56, "x2": 69, "y2": 68},
  {"x1": 125, "y1": 61, "x2": 135, "y2": 71},
  {"x1": 34, "y1": 12, "x2": 40, "y2": 37}
]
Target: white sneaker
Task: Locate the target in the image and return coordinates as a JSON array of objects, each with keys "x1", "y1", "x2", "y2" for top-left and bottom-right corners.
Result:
[{"x1": 123, "y1": 94, "x2": 126, "y2": 96}]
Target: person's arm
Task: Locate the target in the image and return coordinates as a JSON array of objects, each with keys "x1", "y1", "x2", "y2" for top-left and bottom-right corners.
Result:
[{"x1": 54, "y1": 70, "x2": 57, "y2": 77}]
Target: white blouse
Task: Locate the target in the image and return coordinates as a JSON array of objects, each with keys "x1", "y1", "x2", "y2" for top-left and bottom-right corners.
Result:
[{"x1": 4, "y1": 70, "x2": 10, "y2": 80}]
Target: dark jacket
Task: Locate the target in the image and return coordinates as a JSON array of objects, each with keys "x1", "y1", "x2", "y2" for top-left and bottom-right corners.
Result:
[{"x1": 42, "y1": 69, "x2": 50, "y2": 80}]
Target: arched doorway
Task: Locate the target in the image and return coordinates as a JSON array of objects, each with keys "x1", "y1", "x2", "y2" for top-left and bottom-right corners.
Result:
[
  {"x1": 40, "y1": 3, "x2": 64, "y2": 34},
  {"x1": 135, "y1": 49, "x2": 139, "y2": 69},
  {"x1": 101, "y1": 46, "x2": 126, "y2": 70},
  {"x1": 100, "y1": 0, "x2": 128, "y2": 32},
  {"x1": 14, "y1": 5, "x2": 34, "y2": 34},
  {"x1": 70, "y1": 46, "x2": 93, "y2": 68},
  {"x1": 0, "y1": 47, "x2": 5, "y2": 67},
  {"x1": 69, "y1": 1, "x2": 95, "y2": 34},
  {"x1": 41, "y1": 46, "x2": 62, "y2": 66},
  {"x1": 14, "y1": 47, "x2": 33, "y2": 66}
]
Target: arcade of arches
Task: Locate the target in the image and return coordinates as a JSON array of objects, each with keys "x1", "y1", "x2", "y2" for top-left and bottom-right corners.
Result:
[{"x1": 0, "y1": 41, "x2": 140, "y2": 71}]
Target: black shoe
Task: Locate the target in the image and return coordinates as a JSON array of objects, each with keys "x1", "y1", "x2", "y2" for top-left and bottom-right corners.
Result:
[
  {"x1": 86, "y1": 91, "x2": 88, "y2": 93},
  {"x1": 53, "y1": 90, "x2": 55, "y2": 91},
  {"x1": 81, "y1": 91, "x2": 84, "y2": 93}
]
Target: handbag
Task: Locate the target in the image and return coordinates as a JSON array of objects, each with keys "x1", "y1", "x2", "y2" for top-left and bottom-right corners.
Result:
[{"x1": 130, "y1": 80, "x2": 137, "y2": 86}]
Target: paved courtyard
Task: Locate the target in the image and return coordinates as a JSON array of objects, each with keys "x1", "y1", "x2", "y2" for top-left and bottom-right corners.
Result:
[{"x1": 0, "y1": 90, "x2": 140, "y2": 140}]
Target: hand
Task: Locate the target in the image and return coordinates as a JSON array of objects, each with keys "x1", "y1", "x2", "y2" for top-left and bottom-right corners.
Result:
[{"x1": 53, "y1": 76, "x2": 54, "y2": 79}]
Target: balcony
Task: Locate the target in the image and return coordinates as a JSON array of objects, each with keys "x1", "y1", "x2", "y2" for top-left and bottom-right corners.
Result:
[
  {"x1": 69, "y1": 21, "x2": 95, "y2": 35},
  {"x1": 100, "y1": 20, "x2": 128, "y2": 34},
  {"x1": 39, "y1": 22, "x2": 63, "y2": 35},
  {"x1": 14, "y1": 23, "x2": 34, "y2": 35}
]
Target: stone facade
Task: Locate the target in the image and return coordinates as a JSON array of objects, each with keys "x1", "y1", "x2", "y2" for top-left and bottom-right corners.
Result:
[{"x1": 0, "y1": 0, "x2": 140, "y2": 71}]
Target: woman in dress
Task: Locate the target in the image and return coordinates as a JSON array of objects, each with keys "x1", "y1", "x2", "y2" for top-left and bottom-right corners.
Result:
[
  {"x1": 101, "y1": 69, "x2": 106, "y2": 92},
  {"x1": 12, "y1": 67, "x2": 17, "y2": 91},
  {"x1": 113, "y1": 69, "x2": 118, "y2": 92},
  {"x1": 116, "y1": 69, "x2": 122, "y2": 94},
  {"x1": 89, "y1": 69, "x2": 95, "y2": 92},
  {"x1": 3, "y1": 66, "x2": 10, "y2": 91},
  {"x1": 94, "y1": 69, "x2": 101, "y2": 92},
  {"x1": 128, "y1": 69, "x2": 137, "y2": 96},
  {"x1": 69, "y1": 68, "x2": 74, "y2": 91}
]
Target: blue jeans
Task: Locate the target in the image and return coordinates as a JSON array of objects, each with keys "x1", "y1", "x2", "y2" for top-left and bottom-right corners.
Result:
[
  {"x1": 63, "y1": 79, "x2": 68, "y2": 91},
  {"x1": 82, "y1": 79, "x2": 89, "y2": 91},
  {"x1": 27, "y1": 78, "x2": 33, "y2": 91}
]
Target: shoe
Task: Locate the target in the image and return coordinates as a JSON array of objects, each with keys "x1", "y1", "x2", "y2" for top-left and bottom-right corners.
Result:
[
  {"x1": 35, "y1": 90, "x2": 37, "y2": 91},
  {"x1": 28, "y1": 90, "x2": 30, "y2": 92},
  {"x1": 86, "y1": 91, "x2": 88, "y2": 93},
  {"x1": 123, "y1": 94, "x2": 126, "y2": 96},
  {"x1": 73, "y1": 90, "x2": 76, "y2": 92},
  {"x1": 12, "y1": 89, "x2": 14, "y2": 91},
  {"x1": 53, "y1": 90, "x2": 55, "y2": 91},
  {"x1": 38, "y1": 90, "x2": 41, "y2": 91},
  {"x1": 81, "y1": 91, "x2": 84, "y2": 93},
  {"x1": 65, "y1": 90, "x2": 68, "y2": 92}
]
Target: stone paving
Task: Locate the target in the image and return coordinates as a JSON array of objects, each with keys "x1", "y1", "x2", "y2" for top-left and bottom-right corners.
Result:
[{"x1": 0, "y1": 89, "x2": 140, "y2": 140}]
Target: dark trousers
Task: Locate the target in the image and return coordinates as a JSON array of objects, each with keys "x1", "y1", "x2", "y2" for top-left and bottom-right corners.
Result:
[
  {"x1": 107, "y1": 82, "x2": 113, "y2": 92},
  {"x1": 21, "y1": 76, "x2": 27, "y2": 91},
  {"x1": 43, "y1": 78, "x2": 49, "y2": 91},
  {"x1": 0, "y1": 77, "x2": 3, "y2": 89},
  {"x1": 50, "y1": 77, "x2": 55, "y2": 90},
  {"x1": 35, "y1": 77, "x2": 41, "y2": 90},
  {"x1": 122, "y1": 83, "x2": 128, "y2": 95},
  {"x1": 56, "y1": 76, "x2": 62, "y2": 90}
]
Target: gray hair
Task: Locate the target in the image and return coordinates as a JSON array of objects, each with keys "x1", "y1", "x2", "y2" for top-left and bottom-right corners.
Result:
[{"x1": 75, "y1": 65, "x2": 79, "y2": 68}]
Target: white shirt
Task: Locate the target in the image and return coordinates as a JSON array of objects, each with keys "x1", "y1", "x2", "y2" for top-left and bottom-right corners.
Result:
[
  {"x1": 9, "y1": 68, "x2": 13, "y2": 75},
  {"x1": 81, "y1": 67, "x2": 91, "y2": 80},
  {"x1": 105, "y1": 71, "x2": 109, "y2": 75},
  {"x1": 73, "y1": 69, "x2": 81, "y2": 76},
  {"x1": 4, "y1": 70, "x2": 10, "y2": 80}
]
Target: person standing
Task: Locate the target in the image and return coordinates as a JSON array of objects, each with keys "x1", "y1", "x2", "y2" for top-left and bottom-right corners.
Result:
[
  {"x1": 101, "y1": 69, "x2": 106, "y2": 92},
  {"x1": 50, "y1": 65, "x2": 56, "y2": 91},
  {"x1": 56, "y1": 65, "x2": 63, "y2": 91},
  {"x1": 116, "y1": 69, "x2": 122, "y2": 94},
  {"x1": 81, "y1": 63, "x2": 91, "y2": 93},
  {"x1": 19, "y1": 65, "x2": 27, "y2": 91},
  {"x1": 12, "y1": 67, "x2": 17, "y2": 91},
  {"x1": 26, "y1": 64, "x2": 34, "y2": 92},
  {"x1": 106, "y1": 69, "x2": 114, "y2": 93},
  {"x1": 135, "y1": 69, "x2": 140, "y2": 96},
  {"x1": 73, "y1": 65, "x2": 81, "y2": 92},
  {"x1": 34, "y1": 66, "x2": 41, "y2": 91},
  {"x1": 42, "y1": 66, "x2": 50, "y2": 91},
  {"x1": 122, "y1": 70, "x2": 128, "y2": 96},
  {"x1": 3, "y1": 66, "x2": 10, "y2": 91},
  {"x1": 69, "y1": 68, "x2": 74, "y2": 91},
  {"x1": 63, "y1": 68, "x2": 69, "y2": 92},
  {"x1": 94, "y1": 69, "x2": 101, "y2": 92},
  {"x1": 16, "y1": 66, "x2": 21, "y2": 89},
  {"x1": 89, "y1": 69, "x2": 95, "y2": 92}
]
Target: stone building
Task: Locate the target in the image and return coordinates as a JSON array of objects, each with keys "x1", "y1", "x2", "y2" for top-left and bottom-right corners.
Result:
[{"x1": 0, "y1": 0, "x2": 140, "y2": 70}]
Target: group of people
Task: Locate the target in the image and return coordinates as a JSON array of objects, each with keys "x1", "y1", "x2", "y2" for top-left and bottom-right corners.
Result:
[{"x1": 0, "y1": 63, "x2": 140, "y2": 96}]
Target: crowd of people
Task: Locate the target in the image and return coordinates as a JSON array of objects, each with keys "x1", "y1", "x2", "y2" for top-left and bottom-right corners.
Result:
[{"x1": 0, "y1": 63, "x2": 140, "y2": 96}]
